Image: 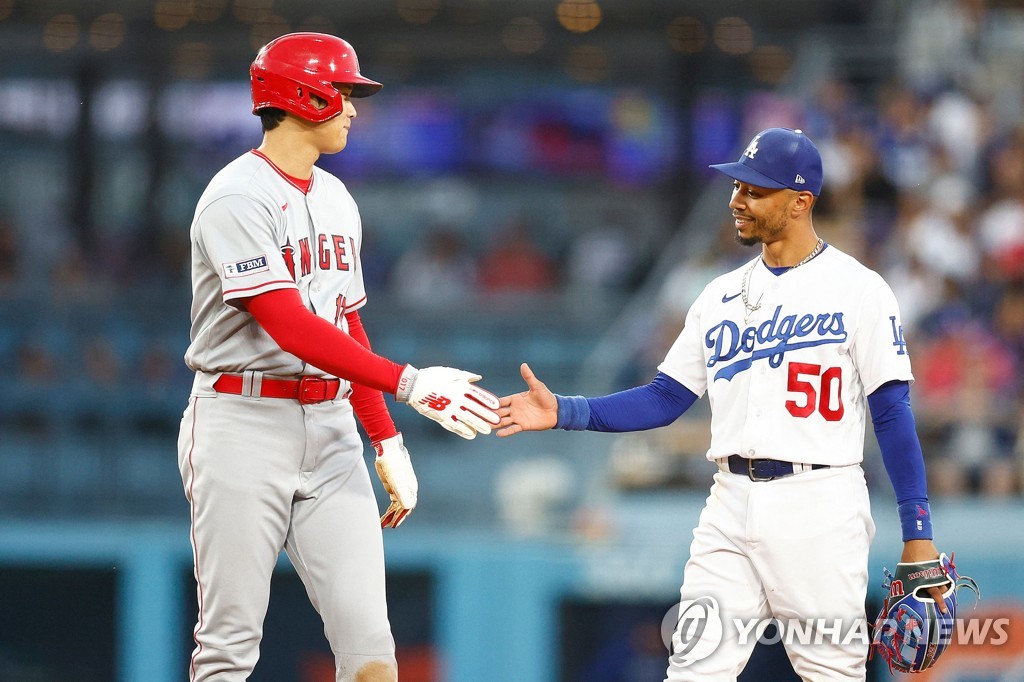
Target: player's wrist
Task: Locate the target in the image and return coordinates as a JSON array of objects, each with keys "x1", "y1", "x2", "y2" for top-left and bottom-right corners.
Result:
[
  {"x1": 897, "y1": 499, "x2": 933, "y2": 541},
  {"x1": 395, "y1": 365, "x2": 418, "y2": 402},
  {"x1": 899, "y1": 538, "x2": 939, "y2": 563},
  {"x1": 554, "y1": 394, "x2": 589, "y2": 431},
  {"x1": 373, "y1": 432, "x2": 404, "y2": 456}
]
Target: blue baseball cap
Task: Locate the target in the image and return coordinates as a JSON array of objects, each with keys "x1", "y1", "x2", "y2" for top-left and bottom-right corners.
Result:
[{"x1": 709, "y1": 128, "x2": 823, "y2": 195}]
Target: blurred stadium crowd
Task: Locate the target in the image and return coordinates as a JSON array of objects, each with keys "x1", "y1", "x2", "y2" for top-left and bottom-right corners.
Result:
[{"x1": 0, "y1": 0, "x2": 1022, "y2": 523}]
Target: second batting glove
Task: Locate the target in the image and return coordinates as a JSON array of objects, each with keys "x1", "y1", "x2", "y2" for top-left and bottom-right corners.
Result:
[{"x1": 373, "y1": 433, "x2": 418, "y2": 528}]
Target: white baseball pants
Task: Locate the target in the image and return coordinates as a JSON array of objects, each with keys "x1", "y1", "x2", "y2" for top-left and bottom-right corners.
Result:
[{"x1": 666, "y1": 464, "x2": 875, "y2": 681}]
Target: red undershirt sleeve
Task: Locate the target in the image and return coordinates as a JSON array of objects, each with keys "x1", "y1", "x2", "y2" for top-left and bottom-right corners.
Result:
[
  {"x1": 241, "y1": 288, "x2": 405, "y2": 400},
  {"x1": 344, "y1": 309, "x2": 399, "y2": 443}
]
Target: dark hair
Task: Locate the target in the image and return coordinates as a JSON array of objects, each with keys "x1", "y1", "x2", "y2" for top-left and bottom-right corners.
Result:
[{"x1": 259, "y1": 108, "x2": 287, "y2": 132}]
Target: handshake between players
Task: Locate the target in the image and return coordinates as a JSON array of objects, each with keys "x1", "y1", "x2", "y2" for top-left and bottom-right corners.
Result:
[{"x1": 371, "y1": 364, "x2": 500, "y2": 529}]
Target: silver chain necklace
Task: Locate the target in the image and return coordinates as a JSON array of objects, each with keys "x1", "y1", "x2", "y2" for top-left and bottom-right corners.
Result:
[{"x1": 740, "y1": 238, "x2": 824, "y2": 321}]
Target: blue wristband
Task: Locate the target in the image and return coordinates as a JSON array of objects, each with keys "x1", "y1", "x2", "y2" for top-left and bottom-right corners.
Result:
[
  {"x1": 897, "y1": 499, "x2": 933, "y2": 541},
  {"x1": 555, "y1": 394, "x2": 590, "y2": 431}
]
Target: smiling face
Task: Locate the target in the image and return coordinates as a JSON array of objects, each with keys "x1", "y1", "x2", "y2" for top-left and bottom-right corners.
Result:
[{"x1": 728, "y1": 180, "x2": 802, "y2": 247}]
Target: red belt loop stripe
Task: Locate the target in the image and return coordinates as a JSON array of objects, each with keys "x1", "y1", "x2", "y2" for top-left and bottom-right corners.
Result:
[{"x1": 213, "y1": 374, "x2": 341, "y2": 404}]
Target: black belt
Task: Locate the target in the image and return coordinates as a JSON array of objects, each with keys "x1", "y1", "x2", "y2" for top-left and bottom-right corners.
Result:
[{"x1": 726, "y1": 455, "x2": 829, "y2": 482}]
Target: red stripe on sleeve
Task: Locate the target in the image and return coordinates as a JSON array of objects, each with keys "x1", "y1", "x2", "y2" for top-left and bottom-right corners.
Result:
[{"x1": 223, "y1": 280, "x2": 297, "y2": 297}]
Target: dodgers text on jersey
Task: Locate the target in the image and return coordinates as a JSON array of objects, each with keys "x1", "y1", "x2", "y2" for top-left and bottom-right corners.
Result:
[{"x1": 706, "y1": 305, "x2": 848, "y2": 381}]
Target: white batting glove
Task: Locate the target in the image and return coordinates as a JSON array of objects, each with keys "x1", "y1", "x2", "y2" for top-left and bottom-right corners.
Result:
[
  {"x1": 396, "y1": 365, "x2": 500, "y2": 440},
  {"x1": 373, "y1": 433, "x2": 418, "y2": 528}
]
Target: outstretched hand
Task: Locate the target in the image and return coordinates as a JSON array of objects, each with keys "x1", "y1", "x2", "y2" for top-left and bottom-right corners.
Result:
[{"x1": 496, "y1": 363, "x2": 558, "y2": 437}]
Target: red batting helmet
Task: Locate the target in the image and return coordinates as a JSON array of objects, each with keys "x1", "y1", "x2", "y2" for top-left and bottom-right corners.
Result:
[{"x1": 250, "y1": 33, "x2": 382, "y2": 123}]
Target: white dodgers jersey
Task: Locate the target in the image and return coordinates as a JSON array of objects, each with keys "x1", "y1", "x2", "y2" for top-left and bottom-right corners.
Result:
[
  {"x1": 185, "y1": 150, "x2": 367, "y2": 391},
  {"x1": 658, "y1": 246, "x2": 913, "y2": 466}
]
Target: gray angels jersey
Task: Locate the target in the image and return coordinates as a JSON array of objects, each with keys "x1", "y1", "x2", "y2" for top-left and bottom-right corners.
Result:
[{"x1": 185, "y1": 150, "x2": 367, "y2": 387}]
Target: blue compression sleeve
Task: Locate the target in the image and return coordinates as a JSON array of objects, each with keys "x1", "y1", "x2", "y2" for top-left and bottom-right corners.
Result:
[
  {"x1": 868, "y1": 380, "x2": 933, "y2": 541},
  {"x1": 554, "y1": 372, "x2": 698, "y2": 432}
]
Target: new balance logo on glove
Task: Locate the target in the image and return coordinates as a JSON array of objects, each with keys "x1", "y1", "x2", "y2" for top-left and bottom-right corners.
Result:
[{"x1": 420, "y1": 394, "x2": 452, "y2": 411}]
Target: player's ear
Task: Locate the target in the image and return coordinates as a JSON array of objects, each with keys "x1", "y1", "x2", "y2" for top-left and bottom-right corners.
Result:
[{"x1": 791, "y1": 191, "x2": 815, "y2": 216}]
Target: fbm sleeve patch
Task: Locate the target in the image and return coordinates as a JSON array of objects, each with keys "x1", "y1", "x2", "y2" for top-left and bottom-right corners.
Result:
[{"x1": 223, "y1": 254, "x2": 269, "y2": 278}]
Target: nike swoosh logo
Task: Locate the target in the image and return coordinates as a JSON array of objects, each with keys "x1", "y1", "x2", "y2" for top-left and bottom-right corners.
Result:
[{"x1": 722, "y1": 292, "x2": 741, "y2": 303}]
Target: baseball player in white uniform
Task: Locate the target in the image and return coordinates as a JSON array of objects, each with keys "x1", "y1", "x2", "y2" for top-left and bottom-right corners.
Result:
[
  {"x1": 177, "y1": 33, "x2": 499, "y2": 682},
  {"x1": 497, "y1": 128, "x2": 947, "y2": 680}
]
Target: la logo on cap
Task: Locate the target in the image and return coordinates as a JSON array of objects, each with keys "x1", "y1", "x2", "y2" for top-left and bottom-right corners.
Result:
[{"x1": 743, "y1": 134, "x2": 762, "y2": 159}]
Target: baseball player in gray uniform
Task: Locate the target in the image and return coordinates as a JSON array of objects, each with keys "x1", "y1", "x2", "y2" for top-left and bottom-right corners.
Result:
[
  {"x1": 497, "y1": 129, "x2": 950, "y2": 680},
  {"x1": 177, "y1": 33, "x2": 499, "y2": 682}
]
